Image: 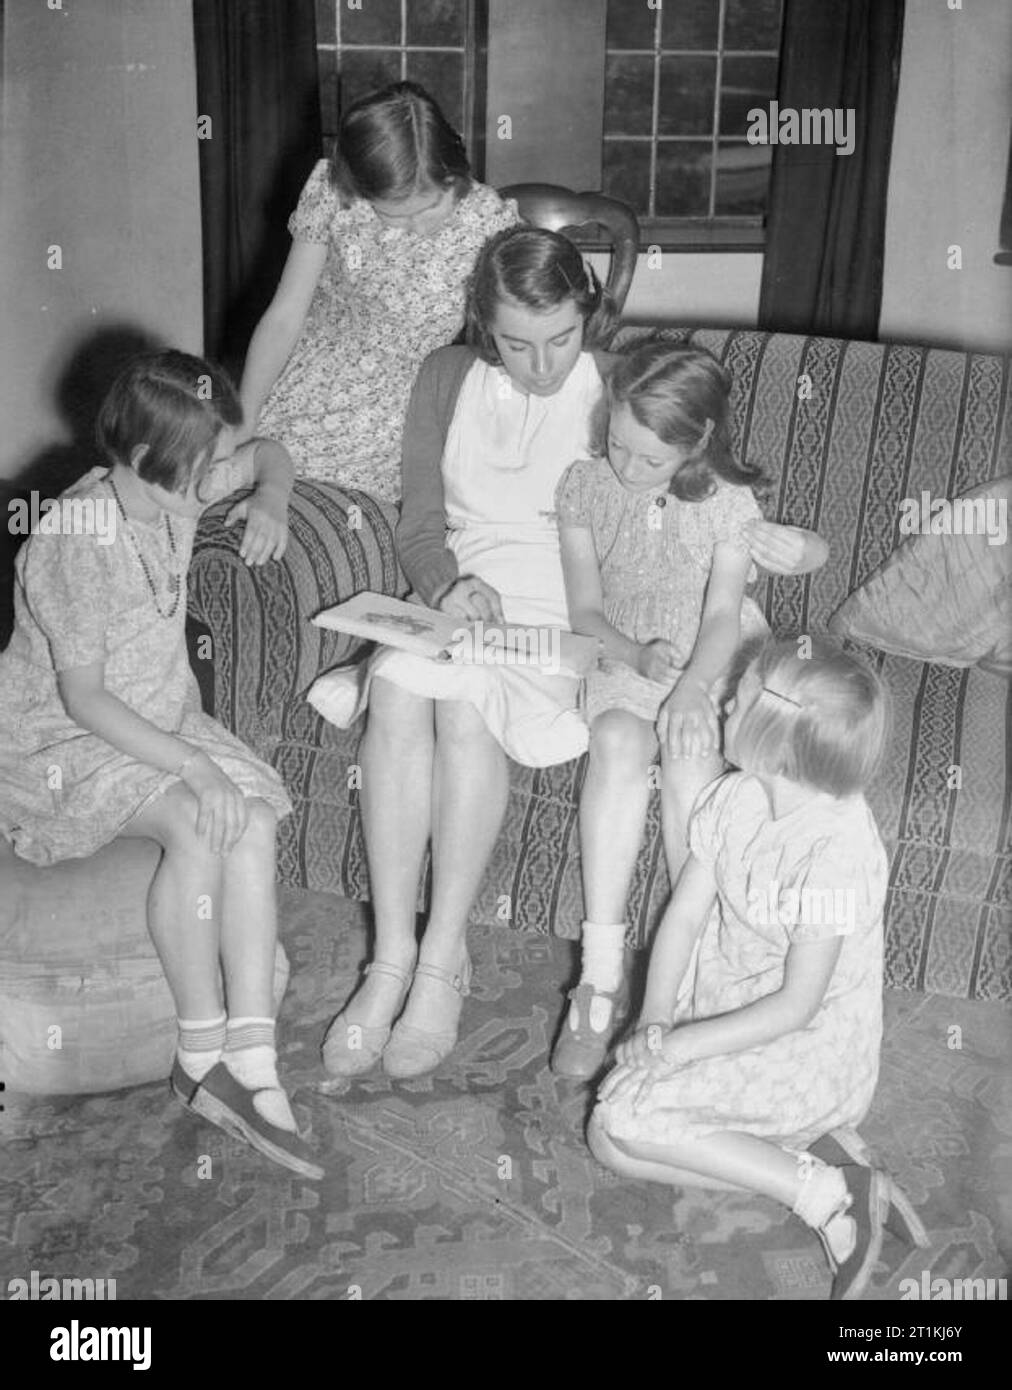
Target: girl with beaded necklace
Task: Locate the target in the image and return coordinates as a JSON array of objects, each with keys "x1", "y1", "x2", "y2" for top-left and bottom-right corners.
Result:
[{"x1": 0, "y1": 350, "x2": 322, "y2": 1180}]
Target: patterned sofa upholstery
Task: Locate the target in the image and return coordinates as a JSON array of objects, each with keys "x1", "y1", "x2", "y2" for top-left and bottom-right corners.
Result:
[{"x1": 188, "y1": 328, "x2": 1011, "y2": 1003}]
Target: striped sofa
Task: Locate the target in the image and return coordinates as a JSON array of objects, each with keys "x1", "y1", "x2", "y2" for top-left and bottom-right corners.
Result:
[{"x1": 188, "y1": 328, "x2": 1011, "y2": 1003}]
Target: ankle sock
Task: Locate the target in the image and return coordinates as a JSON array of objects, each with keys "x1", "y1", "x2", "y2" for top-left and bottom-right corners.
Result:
[
  {"x1": 792, "y1": 1160, "x2": 856, "y2": 1264},
  {"x1": 177, "y1": 1013, "x2": 226, "y2": 1081},
  {"x1": 579, "y1": 921, "x2": 627, "y2": 991},
  {"x1": 224, "y1": 1016, "x2": 296, "y2": 1133},
  {"x1": 572, "y1": 921, "x2": 627, "y2": 1032}
]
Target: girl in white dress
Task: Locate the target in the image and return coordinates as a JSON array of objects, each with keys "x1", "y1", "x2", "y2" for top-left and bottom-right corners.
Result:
[{"x1": 589, "y1": 635, "x2": 923, "y2": 1300}]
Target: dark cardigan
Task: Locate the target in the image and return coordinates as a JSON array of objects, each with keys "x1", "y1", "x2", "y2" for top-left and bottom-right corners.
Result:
[{"x1": 396, "y1": 344, "x2": 617, "y2": 604}]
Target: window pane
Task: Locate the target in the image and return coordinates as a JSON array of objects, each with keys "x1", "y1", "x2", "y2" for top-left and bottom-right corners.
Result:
[
  {"x1": 405, "y1": 51, "x2": 465, "y2": 131},
  {"x1": 316, "y1": 0, "x2": 336, "y2": 46},
  {"x1": 602, "y1": 140, "x2": 652, "y2": 214},
  {"x1": 719, "y1": 55, "x2": 779, "y2": 136},
  {"x1": 658, "y1": 55, "x2": 715, "y2": 137},
  {"x1": 714, "y1": 141, "x2": 773, "y2": 215},
  {"x1": 724, "y1": 0, "x2": 782, "y2": 50},
  {"x1": 604, "y1": 55, "x2": 655, "y2": 137},
  {"x1": 341, "y1": 0, "x2": 401, "y2": 46},
  {"x1": 662, "y1": 0, "x2": 719, "y2": 51},
  {"x1": 606, "y1": 0, "x2": 658, "y2": 50},
  {"x1": 318, "y1": 45, "x2": 339, "y2": 135},
  {"x1": 405, "y1": 0, "x2": 466, "y2": 47},
  {"x1": 655, "y1": 141, "x2": 711, "y2": 216},
  {"x1": 338, "y1": 50, "x2": 402, "y2": 112}
]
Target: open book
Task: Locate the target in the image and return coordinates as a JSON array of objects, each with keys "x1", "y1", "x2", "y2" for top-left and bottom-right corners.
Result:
[{"x1": 312, "y1": 592, "x2": 600, "y2": 677}]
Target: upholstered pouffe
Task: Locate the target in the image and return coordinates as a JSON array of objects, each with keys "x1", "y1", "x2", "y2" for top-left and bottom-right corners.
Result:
[{"x1": 0, "y1": 836, "x2": 290, "y2": 1095}]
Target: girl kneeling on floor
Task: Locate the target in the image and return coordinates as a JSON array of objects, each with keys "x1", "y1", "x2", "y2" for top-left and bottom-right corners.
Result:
[
  {"x1": 589, "y1": 636, "x2": 924, "y2": 1300},
  {"x1": 0, "y1": 350, "x2": 321, "y2": 1180}
]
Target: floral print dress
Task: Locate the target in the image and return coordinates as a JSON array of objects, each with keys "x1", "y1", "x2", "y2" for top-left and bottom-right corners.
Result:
[
  {"x1": 555, "y1": 456, "x2": 769, "y2": 723},
  {"x1": 0, "y1": 468, "x2": 291, "y2": 866},
  {"x1": 256, "y1": 160, "x2": 519, "y2": 501},
  {"x1": 594, "y1": 772, "x2": 889, "y2": 1149}
]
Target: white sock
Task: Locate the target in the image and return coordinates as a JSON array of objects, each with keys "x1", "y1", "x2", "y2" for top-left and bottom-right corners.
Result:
[
  {"x1": 573, "y1": 922, "x2": 627, "y2": 1032},
  {"x1": 224, "y1": 1016, "x2": 296, "y2": 1133},
  {"x1": 177, "y1": 1013, "x2": 226, "y2": 1081},
  {"x1": 792, "y1": 1161, "x2": 856, "y2": 1263}
]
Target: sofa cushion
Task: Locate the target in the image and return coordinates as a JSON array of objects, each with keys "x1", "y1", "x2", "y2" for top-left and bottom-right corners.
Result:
[{"x1": 828, "y1": 476, "x2": 1011, "y2": 672}]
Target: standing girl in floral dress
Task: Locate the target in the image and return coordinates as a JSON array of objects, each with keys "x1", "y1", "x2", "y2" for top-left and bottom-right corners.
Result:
[{"x1": 240, "y1": 81, "x2": 519, "y2": 500}]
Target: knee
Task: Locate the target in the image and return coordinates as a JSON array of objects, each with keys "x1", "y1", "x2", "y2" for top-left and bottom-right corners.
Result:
[
  {"x1": 588, "y1": 712, "x2": 655, "y2": 772},
  {"x1": 235, "y1": 797, "x2": 277, "y2": 850},
  {"x1": 365, "y1": 679, "x2": 432, "y2": 750},
  {"x1": 435, "y1": 700, "x2": 498, "y2": 753},
  {"x1": 587, "y1": 1112, "x2": 625, "y2": 1174},
  {"x1": 151, "y1": 786, "x2": 205, "y2": 852}
]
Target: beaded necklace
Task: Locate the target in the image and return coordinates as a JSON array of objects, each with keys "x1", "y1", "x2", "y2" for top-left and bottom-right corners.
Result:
[{"x1": 107, "y1": 477, "x2": 182, "y2": 620}]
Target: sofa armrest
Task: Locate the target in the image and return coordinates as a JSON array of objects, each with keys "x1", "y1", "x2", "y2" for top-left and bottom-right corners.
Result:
[{"x1": 187, "y1": 481, "x2": 405, "y2": 747}]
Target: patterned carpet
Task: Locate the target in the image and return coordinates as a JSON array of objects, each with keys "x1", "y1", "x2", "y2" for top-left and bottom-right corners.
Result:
[{"x1": 2, "y1": 888, "x2": 1009, "y2": 1301}]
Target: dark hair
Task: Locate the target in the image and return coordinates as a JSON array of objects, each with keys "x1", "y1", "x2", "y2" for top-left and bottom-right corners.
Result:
[
  {"x1": 329, "y1": 80, "x2": 471, "y2": 204},
  {"x1": 730, "y1": 635, "x2": 891, "y2": 796},
  {"x1": 590, "y1": 338, "x2": 762, "y2": 502},
  {"x1": 464, "y1": 226, "x2": 618, "y2": 363},
  {"x1": 96, "y1": 350, "x2": 242, "y2": 494}
]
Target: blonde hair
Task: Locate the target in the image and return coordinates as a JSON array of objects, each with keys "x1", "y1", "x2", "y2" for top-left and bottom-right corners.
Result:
[{"x1": 730, "y1": 636, "x2": 890, "y2": 796}]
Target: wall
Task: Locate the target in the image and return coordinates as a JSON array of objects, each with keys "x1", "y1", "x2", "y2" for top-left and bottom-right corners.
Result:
[
  {"x1": 880, "y1": 0, "x2": 1012, "y2": 353},
  {"x1": 590, "y1": 251, "x2": 763, "y2": 328},
  {"x1": 0, "y1": 0, "x2": 202, "y2": 482}
]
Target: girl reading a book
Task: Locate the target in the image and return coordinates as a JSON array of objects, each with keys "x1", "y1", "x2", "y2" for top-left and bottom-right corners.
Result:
[{"x1": 314, "y1": 226, "x2": 824, "y2": 1082}]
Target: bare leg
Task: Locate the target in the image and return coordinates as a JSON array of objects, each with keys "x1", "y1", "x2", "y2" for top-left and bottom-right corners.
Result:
[
  {"x1": 416, "y1": 699, "x2": 510, "y2": 964},
  {"x1": 219, "y1": 797, "x2": 279, "y2": 1018},
  {"x1": 658, "y1": 749, "x2": 724, "y2": 888},
  {"x1": 349, "y1": 677, "x2": 435, "y2": 1025},
  {"x1": 588, "y1": 1115, "x2": 745, "y2": 1191},
  {"x1": 120, "y1": 784, "x2": 224, "y2": 1019},
  {"x1": 581, "y1": 711, "x2": 658, "y2": 922},
  {"x1": 589, "y1": 1112, "x2": 805, "y2": 1204}
]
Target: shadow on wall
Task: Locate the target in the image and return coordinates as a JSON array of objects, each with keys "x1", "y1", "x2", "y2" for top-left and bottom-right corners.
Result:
[{"x1": 0, "y1": 324, "x2": 164, "y2": 650}]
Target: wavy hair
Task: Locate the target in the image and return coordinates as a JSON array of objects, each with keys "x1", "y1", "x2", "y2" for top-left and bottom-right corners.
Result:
[
  {"x1": 464, "y1": 226, "x2": 618, "y2": 363},
  {"x1": 589, "y1": 338, "x2": 764, "y2": 502}
]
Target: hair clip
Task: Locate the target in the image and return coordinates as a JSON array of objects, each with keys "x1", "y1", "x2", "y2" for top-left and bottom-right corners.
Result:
[{"x1": 762, "y1": 685, "x2": 803, "y2": 709}]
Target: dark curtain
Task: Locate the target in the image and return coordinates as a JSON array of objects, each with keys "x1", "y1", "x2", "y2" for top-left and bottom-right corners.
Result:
[
  {"x1": 192, "y1": 0, "x2": 322, "y2": 372},
  {"x1": 758, "y1": 0, "x2": 905, "y2": 340}
]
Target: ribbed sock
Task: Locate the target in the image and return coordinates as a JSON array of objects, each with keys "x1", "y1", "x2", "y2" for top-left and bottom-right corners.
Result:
[
  {"x1": 224, "y1": 1016, "x2": 296, "y2": 1133},
  {"x1": 176, "y1": 1013, "x2": 226, "y2": 1081},
  {"x1": 792, "y1": 1160, "x2": 856, "y2": 1263}
]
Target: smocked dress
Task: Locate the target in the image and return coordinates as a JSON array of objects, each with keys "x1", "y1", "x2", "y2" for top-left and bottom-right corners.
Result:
[
  {"x1": 594, "y1": 772, "x2": 889, "y2": 1149},
  {"x1": 0, "y1": 468, "x2": 291, "y2": 866},
  {"x1": 255, "y1": 160, "x2": 519, "y2": 501},
  {"x1": 555, "y1": 456, "x2": 769, "y2": 724},
  {"x1": 367, "y1": 352, "x2": 605, "y2": 766}
]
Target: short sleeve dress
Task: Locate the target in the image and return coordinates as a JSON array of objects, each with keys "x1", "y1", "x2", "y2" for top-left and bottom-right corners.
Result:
[
  {"x1": 255, "y1": 160, "x2": 520, "y2": 501},
  {"x1": 555, "y1": 456, "x2": 769, "y2": 723},
  {"x1": 0, "y1": 468, "x2": 291, "y2": 866},
  {"x1": 594, "y1": 772, "x2": 889, "y2": 1149}
]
